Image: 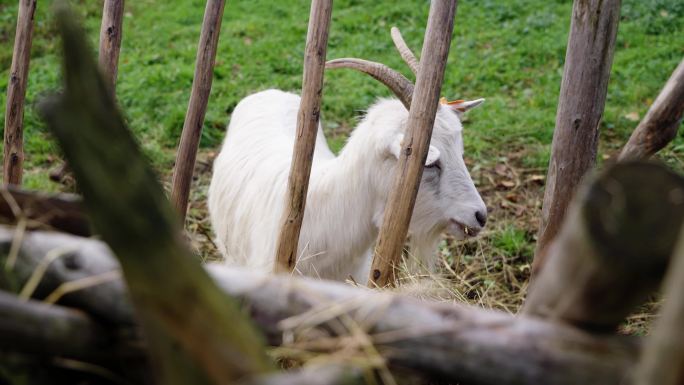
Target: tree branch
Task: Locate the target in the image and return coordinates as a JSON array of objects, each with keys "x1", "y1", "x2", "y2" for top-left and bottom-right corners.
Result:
[{"x1": 619, "y1": 58, "x2": 684, "y2": 161}]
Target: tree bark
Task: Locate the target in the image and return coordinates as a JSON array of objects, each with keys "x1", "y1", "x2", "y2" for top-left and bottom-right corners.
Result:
[
  {"x1": 533, "y1": 0, "x2": 622, "y2": 277},
  {"x1": 0, "y1": 186, "x2": 90, "y2": 236},
  {"x1": 98, "y1": 0, "x2": 125, "y2": 91},
  {"x1": 0, "y1": 290, "x2": 133, "y2": 359},
  {"x1": 619, "y1": 59, "x2": 684, "y2": 161},
  {"x1": 50, "y1": 0, "x2": 126, "y2": 185},
  {"x1": 368, "y1": 0, "x2": 456, "y2": 287},
  {"x1": 0, "y1": 226, "x2": 644, "y2": 385},
  {"x1": 369, "y1": 0, "x2": 457, "y2": 287},
  {"x1": 274, "y1": 0, "x2": 333, "y2": 272},
  {"x1": 631, "y1": 225, "x2": 684, "y2": 385},
  {"x1": 3, "y1": 0, "x2": 37, "y2": 186},
  {"x1": 40, "y1": 4, "x2": 272, "y2": 383},
  {"x1": 524, "y1": 162, "x2": 684, "y2": 331},
  {"x1": 170, "y1": 0, "x2": 226, "y2": 222}
]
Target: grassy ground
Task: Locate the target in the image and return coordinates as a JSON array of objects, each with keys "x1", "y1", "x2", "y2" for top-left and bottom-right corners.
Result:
[{"x1": 1, "y1": 0, "x2": 683, "y2": 332}]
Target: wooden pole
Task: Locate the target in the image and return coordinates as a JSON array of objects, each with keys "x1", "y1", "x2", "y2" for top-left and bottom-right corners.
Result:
[
  {"x1": 49, "y1": 0, "x2": 126, "y2": 183},
  {"x1": 98, "y1": 0, "x2": 125, "y2": 91},
  {"x1": 3, "y1": 0, "x2": 37, "y2": 186},
  {"x1": 631, "y1": 225, "x2": 684, "y2": 385},
  {"x1": 532, "y1": 0, "x2": 621, "y2": 277},
  {"x1": 619, "y1": 58, "x2": 684, "y2": 161},
  {"x1": 368, "y1": 0, "x2": 457, "y2": 287},
  {"x1": 170, "y1": 0, "x2": 226, "y2": 222},
  {"x1": 524, "y1": 162, "x2": 684, "y2": 331},
  {"x1": 41, "y1": 4, "x2": 272, "y2": 382},
  {"x1": 274, "y1": 0, "x2": 333, "y2": 272}
]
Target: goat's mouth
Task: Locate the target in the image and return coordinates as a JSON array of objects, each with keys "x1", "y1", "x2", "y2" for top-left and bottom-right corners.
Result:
[{"x1": 448, "y1": 219, "x2": 481, "y2": 238}]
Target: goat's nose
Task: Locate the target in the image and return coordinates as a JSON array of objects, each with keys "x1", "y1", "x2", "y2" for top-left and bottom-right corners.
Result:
[{"x1": 475, "y1": 210, "x2": 487, "y2": 227}]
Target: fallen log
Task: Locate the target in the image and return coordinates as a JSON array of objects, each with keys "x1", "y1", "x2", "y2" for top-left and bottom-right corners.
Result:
[
  {"x1": 0, "y1": 289, "x2": 150, "y2": 385},
  {"x1": 0, "y1": 290, "x2": 111, "y2": 358},
  {"x1": 524, "y1": 162, "x2": 684, "y2": 332},
  {"x1": 0, "y1": 225, "x2": 641, "y2": 385},
  {"x1": 0, "y1": 227, "x2": 131, "y2": 323},
  {"x1": 0, "y1": 186, "x2": 90, "y2": 236}
]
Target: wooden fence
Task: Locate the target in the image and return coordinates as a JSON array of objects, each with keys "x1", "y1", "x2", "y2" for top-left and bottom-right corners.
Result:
[{"x1": 1, "y1": 0, "x2": 684, "y2": 383}]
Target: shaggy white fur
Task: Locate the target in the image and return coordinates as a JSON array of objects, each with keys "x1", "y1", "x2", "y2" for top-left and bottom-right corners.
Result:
[{"x1": 208, "y1": 89, "x2": 486, "y2": 282}]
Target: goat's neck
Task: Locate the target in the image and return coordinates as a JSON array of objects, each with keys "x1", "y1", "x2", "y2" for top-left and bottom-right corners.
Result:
[{"x1": 306, "y1": 140, "x2": 382, "y2": 261}]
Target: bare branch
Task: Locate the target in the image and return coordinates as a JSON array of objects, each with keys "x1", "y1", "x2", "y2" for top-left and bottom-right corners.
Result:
[{"x1": 619, "y1": 58, "x2": 684, "y2": 161}]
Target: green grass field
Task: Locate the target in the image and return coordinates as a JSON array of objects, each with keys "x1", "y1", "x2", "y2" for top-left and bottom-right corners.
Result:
[{"x1": 1, "y1": 0, "x2": 683, "y2": 322}]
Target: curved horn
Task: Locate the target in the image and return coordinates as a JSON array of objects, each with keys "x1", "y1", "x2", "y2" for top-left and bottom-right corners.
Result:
[
  {"x1": 391, "y1": 27, "x2": 419, "y2": 75},
  {"x1": 326, "y1": 58, "x2": 414, "y2": 110}
]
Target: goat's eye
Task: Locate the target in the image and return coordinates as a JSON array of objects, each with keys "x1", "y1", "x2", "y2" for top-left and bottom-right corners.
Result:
[{"x1": 426, "y1": 161, "x2": 441, "y2": 171}]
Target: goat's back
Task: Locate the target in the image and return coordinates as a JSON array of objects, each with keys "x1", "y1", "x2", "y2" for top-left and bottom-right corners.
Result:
[{"x1": 208, "y1": 89, "x2": 333, "y2": 270}]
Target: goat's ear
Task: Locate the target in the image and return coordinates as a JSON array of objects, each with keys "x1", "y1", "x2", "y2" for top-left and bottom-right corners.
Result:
[
  {"x1": 443, "y1": 98, "x2": 485, "y2": 114},
  {"x1": 389, "y1": 134, "x2": 441, "y2": 166}
]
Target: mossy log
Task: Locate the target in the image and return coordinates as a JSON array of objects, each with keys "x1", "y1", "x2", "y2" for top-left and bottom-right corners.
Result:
[{"x1": 37, "y1": 3, "x2": 273, "y2": 383}]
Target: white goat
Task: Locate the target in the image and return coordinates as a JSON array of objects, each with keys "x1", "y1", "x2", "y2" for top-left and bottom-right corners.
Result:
[{"x1": 208, "y1": 28, "x2": 487, "y2": 282}]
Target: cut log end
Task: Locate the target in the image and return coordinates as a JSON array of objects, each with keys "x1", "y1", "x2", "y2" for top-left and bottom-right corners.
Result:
[
  {"x1": 525, "y1": 161, "x2": 684, "y2": 331},
  {"x1": 584, "y1": 161, "x2": 684, "y2": 267}
]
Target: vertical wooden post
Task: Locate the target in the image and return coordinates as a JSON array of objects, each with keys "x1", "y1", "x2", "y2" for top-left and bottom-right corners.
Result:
[
  {"x1": 619, "y1": 58, "x2": 684, "y2": 161},
  {"x1": 274, "y1": 0, "x2": 333, "y2": 273},
  {"x1": 632, "y1": 225, "x2": 684, "y2": 385},
  {"x1": 368, "y1": 0, "x2": 457, "y2": 287},
  {"x1": 532, "y1": 0, "x2": 621, "y2": 276},
  {"x1": 50, "y1": 0, "x2": 125, "y2": 183},
  {"x1": 98, "y1": 0, "x2": 125, "y2": 91},
  {"x1": 3, "y1": 0, "x2": 37, "y2": 186},
  {"x1": 170, "y1": 0, "x2": 226, "y2": 222}
]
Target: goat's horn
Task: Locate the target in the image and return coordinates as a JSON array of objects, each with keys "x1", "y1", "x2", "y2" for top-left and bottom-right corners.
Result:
[
  {"x1": 390, "y1": 27, "x2": 419, "y2": 75},
  {"x1": 326, "y1": 58, "x2": 414, "y2": 110}
]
